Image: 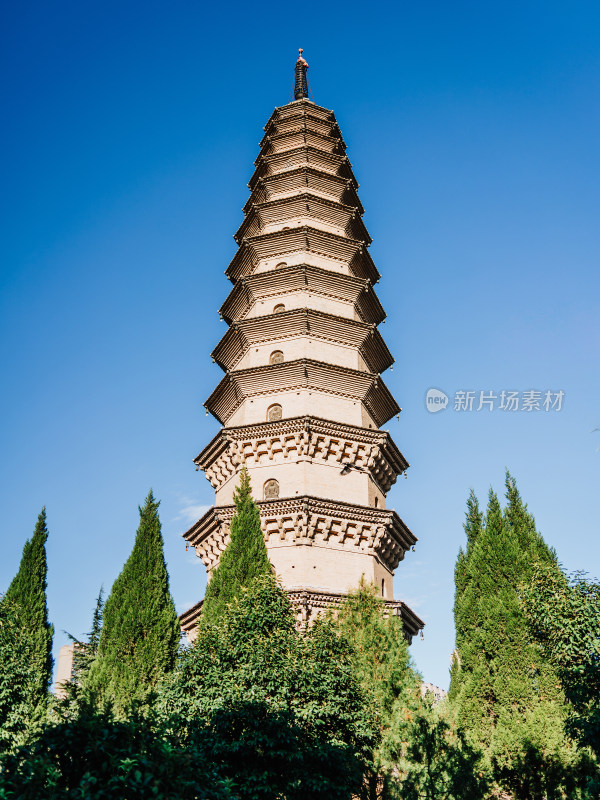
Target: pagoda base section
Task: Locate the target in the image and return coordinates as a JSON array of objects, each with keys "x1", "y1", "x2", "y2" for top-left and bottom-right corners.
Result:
[{"x1": 180, "y1": 588, "x2": 424, "y2": 644}]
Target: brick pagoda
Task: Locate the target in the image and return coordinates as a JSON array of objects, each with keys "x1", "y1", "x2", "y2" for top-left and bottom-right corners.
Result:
[{"x1": 181, "y1": 51, "x2": 424, "y2": 641}]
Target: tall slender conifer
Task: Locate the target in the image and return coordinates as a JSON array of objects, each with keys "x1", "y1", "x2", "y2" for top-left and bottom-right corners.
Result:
[
  {"x1": 201, "y1": 467, "x2": 273, "y2": 625},
  {"x1": 88, "y1": 491, "x2": 179, "y2": 713},
  {"x1": 2, "y1": 508, "x2": 53, "y2": 717},
  {"x1": 450, "y1": 473, "x2": 581, "y2": 797}
]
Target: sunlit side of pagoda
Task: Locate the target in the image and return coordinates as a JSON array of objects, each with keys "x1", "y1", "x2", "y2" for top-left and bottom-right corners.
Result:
[{"x1": 181, "y1": 51, "x2": 424, "y2": 641}]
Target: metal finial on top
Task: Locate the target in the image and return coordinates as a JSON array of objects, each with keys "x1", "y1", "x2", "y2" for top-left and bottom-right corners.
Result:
[{"x1": 294, "y1": 48, "x2": 309, "y2": 100}]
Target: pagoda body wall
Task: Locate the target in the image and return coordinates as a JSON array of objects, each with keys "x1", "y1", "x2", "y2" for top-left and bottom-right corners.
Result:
[
  {"x1": 267, "y1": 543, "x2": 392, "y2": 598},
  {"x1": 223, "y1": 390, "x2": 379, "y2": 429},
  {"x1": 242, "y1": 290, "x2": 360, "y2": 321},
  {"x1": 228, "y1": 337, "x2": 372, "y2": 373},
  {"x1": 213, "y1": 459, "x2": 384, "y2": 509},
  {"x1": 183, "y1": 97, "x2": 423, "y2": 640}
]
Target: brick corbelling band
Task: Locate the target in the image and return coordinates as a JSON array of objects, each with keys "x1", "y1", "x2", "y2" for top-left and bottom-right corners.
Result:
[
  {"x1": 180, "y1": 587, "x2": 425, "y2": 640},
  {"x1": 193, "y1": 415, "x2": 408, "y2": 495},
  {"x1": 182, "y1": 495, "x2": 416, "y2": 574}
]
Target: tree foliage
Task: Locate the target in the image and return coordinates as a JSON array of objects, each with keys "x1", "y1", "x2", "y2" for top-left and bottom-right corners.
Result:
[
  {"x1": 335, "y1": 581, "x2": 421, "y2": 787},
  {"x1": 87, "y1": 492, "x2": 179, "y2": 715},
  {"x1": 201, "y1": 467, "x2": 272, "y2": 626},
  {"x1": 57, "y1": 587, "x2": 105, "y2": 711},
  {"x1": 0, "y1": 599, "x2": 37, "y2": 756},
  {"x1": 523, "y1": 566, "x2": 600, "y2": 757},
  {"x1": 398, "y1": 699, "x2": 489, "y2": 800},
  {"x1": 0, "y1": 703, "x2": 234, "y2": 800},
  {"x1": 72, "y1": 586, "x2": 104, "y2": 687},
  {"x1": 450, "y1": 472, "x2": 587, "y2": 797},
  {"x1": 336, "y1": 582, "x2": 488, "y2": 800},
  {"x1": 159, "y1": 575, "x2": 374, "y2": 800},
  {"x1": 1, "y1": 508, "x2": 53, "y2": 727}
]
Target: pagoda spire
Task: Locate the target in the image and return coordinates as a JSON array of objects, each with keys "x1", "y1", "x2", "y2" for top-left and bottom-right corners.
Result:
[{"x1": 294, "y1": 48, "x2": 309, "y2": 100}]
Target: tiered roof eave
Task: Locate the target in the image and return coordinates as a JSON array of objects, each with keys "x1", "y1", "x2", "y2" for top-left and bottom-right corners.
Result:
[
  {"x1": 211, "y1": 308, "x2": 393, "y2": 373},
  {"x1": 261, "y1": 112, "x2": 347, "y2": 148},
  {"x1": 243, "y1": 167, "x2": 364, "y2": 215},
  {"x1": 255, "y1": 129, "x2": 346, "y2": 163},
  {"x1": 234, "y1": 193, "x2": 371, "y2": 245},
  {"x1": 249, "y1": 147, "x2": 358, "y2": 191},
  {"x1": 182, "y1": 495, "x2": 418, "y2": 573},
  {"x1": 263, "y1": 98, "x2": 336, "y2": 129},
  {"x1": 193, "y1": 413, "x2": 409, "y2": 484},
  {"x1": 204, "y1": 357, "x2": 400, "y2": 427},
  {"x1": 226, "y1": 225, "x2": 379, "y2": 284},
  {"x1": 218, "y1": 264, "x2": 385, "y2": 325}
]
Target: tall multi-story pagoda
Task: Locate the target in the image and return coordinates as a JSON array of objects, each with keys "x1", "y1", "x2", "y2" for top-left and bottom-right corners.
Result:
[{"x1": 181, "y1": 51, "x2": 424, "y2": 641}]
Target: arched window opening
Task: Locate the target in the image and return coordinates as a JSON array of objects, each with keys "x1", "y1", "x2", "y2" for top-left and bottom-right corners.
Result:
[
  {"x1": 264, "y1": 479, "x2": 280, "y2": 501},
  {"x1": 273, "y1": 304, "x2": 285, "y2": 314},
  {"x1": 381, "y1": 579, "x2": 385, "y2": 597},
  {"x1": 267, "y1": 404, "x2": 282, "y2": 422},
  {"x1": 374, "y1": 497, "x2": 379, "y2": 508},
  {"x1": 269, "y1": 350, "x2": 284, "y2": 365},
  {"x1": 275, "y1": 261, "x2": 287, "y2": 268}
]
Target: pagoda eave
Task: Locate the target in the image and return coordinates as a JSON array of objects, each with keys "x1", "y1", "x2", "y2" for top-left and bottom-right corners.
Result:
[
  {"x1": 211, "y1": 308, "x2": 393, "y2": 373},
  {"x1": 261, "y1": 114, "x2": 347, "y2": 148},
  {"x1": 182, "y1": 495, "x2": 417, "y2": 574},
  {"x1": 204, "y1": 358, "x2": 400, "y2": 427},
  {"x1": 226, "y1": 225, "x2": 379, "y2": 284},
  {"x1": 264, "y1": 99, "x2": 335, "y2": 129},
  {"x1": 255, "y1": 130, "x2": 346, "y2": 163},
  {"x1": 180, "y1": 591, "x2": 423, "y2": 642},
  {"x1": 243, "y1": 167, "x2": 364, "y2": 215},
  {"x1": 219, "y1": 265, "x2": 384, "y2": 325},
  {"x1": 234, "y1": 193, "x2": 371, "y2": 245},
  {"x1": 194, "y1": 414, "x2": 409, "y2": 473},
  {"x1": 194, "y1": 415, "x2": 409, "y2": 495},
  {"x1": 248, "y1": 147, "x2": 358, "y2": 192}
]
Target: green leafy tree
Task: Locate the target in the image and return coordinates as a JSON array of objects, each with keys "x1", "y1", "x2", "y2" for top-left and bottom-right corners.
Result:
[
  {"x1": 0, "y1": 703, "x2": 234, "y2": 800},
  {"x1": 450, "y1": 473, "x2": 586, "y2": 798},
  {"x1": 1, "y1": 508, "x2": 53, "y2": 723},
  {"x1": 88, "y1": 492, "x2": 179, "y2": 715},
  {"x1": 335, "y1": 580, "x2": 422, "y2": 797},
  {"x1": 398, "y1": 698, "x2": 489, "y2": 800},
  {"x1": 524, "y1": 566, "x2": 600, "y2": 758},
  {"x1": 201, "y1": 467, "x2": 273, "y2": 625},
  {"x1": 336, "y1": 582, "x2": 488, "y2": 800},
  {"x1": 159, "y1": 575, "x2": 375, "y2": 800}
]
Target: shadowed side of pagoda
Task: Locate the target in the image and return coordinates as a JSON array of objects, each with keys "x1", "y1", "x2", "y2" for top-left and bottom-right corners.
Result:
[{"x1": 182, "y1": 55, "x2": 424, "y2": 641}]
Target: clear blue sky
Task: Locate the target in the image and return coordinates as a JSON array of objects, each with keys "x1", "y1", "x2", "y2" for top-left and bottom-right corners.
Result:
[{"x1": 1, "y1": 1, "x2": 598, "y2": 690}]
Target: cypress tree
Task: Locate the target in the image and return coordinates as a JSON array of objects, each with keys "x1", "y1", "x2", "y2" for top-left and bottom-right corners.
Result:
[
  {"x1": 450, "y1": 474, "x2": 581, "y2": 797},
  {"x1": 201, "y1": 467, "x2": 273, "y2": 625},
  {"x1": 2, "y1": 508, "x2": 53, "y2": 718},
  {"x1": 451, "y1": 488, "x2": 483, "y2": 680},
  {"x1": 0, "y1": 599, "x2": 37, "y2": 754},
  {"x1": 88, "y1": 491, "x2": 179, "y2": 714}
]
